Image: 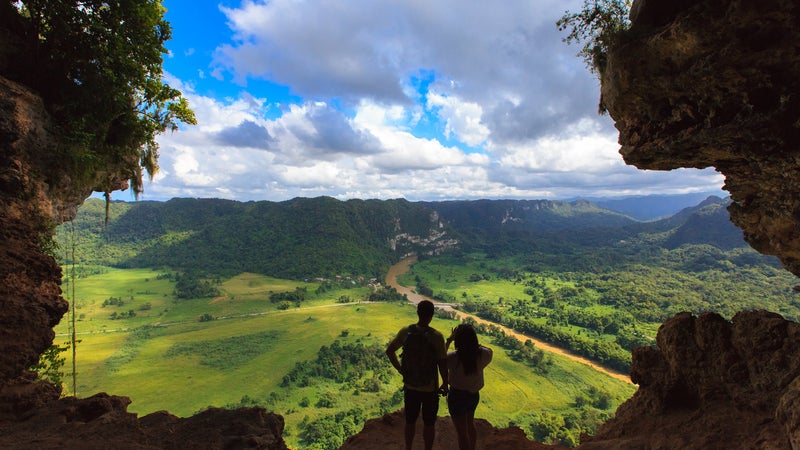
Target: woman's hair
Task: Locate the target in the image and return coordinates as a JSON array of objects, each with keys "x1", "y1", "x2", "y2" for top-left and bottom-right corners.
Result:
[{"x1": 453, "y1": 323, "x2": 480, "y2": 375}]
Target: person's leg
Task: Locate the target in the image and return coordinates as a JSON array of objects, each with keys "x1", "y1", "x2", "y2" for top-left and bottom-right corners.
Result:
[
  {"x1": 422, "y1": 423, "x2": 435, "y2": 450},
  {"x1": 405, "y1": 422, "x2": 416, "y2": 450},
  {"x1": 450, "y1": 414, "x2": 470, "y2": 450},
  {"x1": 404, "y1": 389, "x2": 423, "y2": 450},
  {"x1": 466, "y1": 412, "x2": 477, "y2": 450},
  {"x1": 448, "y1": 389, "x2": 472, "y2": 450},
  {"x1": 466, "y1": 392, "x2": 480, "y2": 450},
  {"x1": 421, "y1": 391, "x2": 440, "y2": 450}
]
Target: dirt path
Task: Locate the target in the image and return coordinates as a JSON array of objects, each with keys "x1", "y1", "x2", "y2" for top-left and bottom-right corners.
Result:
[{"x1": 386, "y1": 256, "x2": 633, "y2": 384}]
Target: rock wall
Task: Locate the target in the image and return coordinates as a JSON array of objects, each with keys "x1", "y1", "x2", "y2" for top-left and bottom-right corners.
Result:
[
  {"x1": 0, "y1": 76, "x2": 69, "y2": 388},
  {"x1": 581, "y1": 310, "x2": 800, "y2": 449},
  {"x1": 0, "y1": 76, "x2": 288, "y2": 448},
  {"x1": 601, "y1": 0, "x2": 800, "y2": 277}
]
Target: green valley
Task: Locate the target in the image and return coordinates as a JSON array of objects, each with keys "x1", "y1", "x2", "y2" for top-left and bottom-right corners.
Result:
[
  {"x1": 48, "y1": 195, "x2": 800, "y2": 448},
  {"x1": 53, "y1": 267, "x2": 634, "y2": 449}
]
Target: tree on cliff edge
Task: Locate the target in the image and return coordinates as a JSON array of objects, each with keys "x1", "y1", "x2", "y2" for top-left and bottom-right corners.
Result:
[{"x1": 0, "y1": 0, "x2": 195, "y2": 195}]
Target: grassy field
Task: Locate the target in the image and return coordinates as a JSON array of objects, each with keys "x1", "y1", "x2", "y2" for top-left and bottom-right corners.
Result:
[{"x1": 53, "y1": 267, "x2": 636, "y2": 448}]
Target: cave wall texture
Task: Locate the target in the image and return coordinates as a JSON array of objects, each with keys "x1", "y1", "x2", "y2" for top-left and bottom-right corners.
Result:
[
  {"x1": 1, "y1": 0, "x2": 800, "y2": 448},
  {"x1": 602, "y1": 0, "x2": 800, "y2": 277},
  {"x1": 0, "y1": 72, "x2": 289, "y2": 450}
]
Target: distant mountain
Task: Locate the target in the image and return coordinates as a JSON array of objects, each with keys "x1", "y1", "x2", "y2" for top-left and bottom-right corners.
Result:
[
  {"x1": 65, "y1": 197, "x2": 458, "y2": 279},
  {"x1": 61, "y1": 195, "x2": 757, "y2": 279},
  {"x1": 662, "y1": 198, "x2": 746, "y2": 250},
  {"x1": 421, "y1": 199, "x2": 637, "y2": 232},
  {"x1": 586, "y1": 192, "x2": 727, "y2": 221}
]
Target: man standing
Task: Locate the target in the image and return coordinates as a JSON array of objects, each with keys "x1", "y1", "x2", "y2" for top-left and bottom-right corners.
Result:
[{"x1": 386, "y1": 300, "x2": 448, "y2": 450}]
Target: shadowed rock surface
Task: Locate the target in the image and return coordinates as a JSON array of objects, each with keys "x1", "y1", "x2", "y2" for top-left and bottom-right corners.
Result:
[
  {"x1": 602, "y1": 0, "x2": 800, "y2": 277},
  {"x1": 340, "y1": 411, "x2": 564, "y2": 450},
  {"x1": 580, "y1": 310, "x2": 800, "y2": 449}
]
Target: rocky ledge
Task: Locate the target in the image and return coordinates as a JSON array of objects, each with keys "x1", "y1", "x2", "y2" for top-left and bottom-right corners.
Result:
[
  {"x1": 0, "y1": 389, "x2": 288, "y2": 449},
  {"x1": 580, "y1": 310, "x2": 800, "y2": 449}
]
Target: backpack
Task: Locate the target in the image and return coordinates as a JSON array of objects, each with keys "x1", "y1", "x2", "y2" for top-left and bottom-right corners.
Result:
[{"x1": 401, "y1": 324, "x2": 437, "y2": 388}]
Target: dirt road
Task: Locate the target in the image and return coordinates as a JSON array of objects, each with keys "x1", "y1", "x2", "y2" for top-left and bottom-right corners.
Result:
[{"x1": 386, "y1": 256, "x2": 633, "y2": 384}]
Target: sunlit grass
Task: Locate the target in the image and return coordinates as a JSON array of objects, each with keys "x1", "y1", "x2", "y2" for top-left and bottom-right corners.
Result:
[{"x1": 55, "y1": 267, "x2": 636, "y2": 449}]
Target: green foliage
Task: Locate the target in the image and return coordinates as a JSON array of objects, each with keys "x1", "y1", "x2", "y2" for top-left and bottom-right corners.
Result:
[
  {"x1": 58, "y1": 197, "x2": 452, "y2": 279},
  {"x1": 300, "y1": 408, "x2": 365, "y2": 450},
  {"x1": 281, "y1": 339, "x2": 392, "y2": 386},
  {"x1": 174, "y1": 271, "x2": 220, "y2": 299},
  {"x1": 164, "y1": 331, "x2": 282, "y2": 370},
  {"x1": 30, "y1": 342, "x2": 70, "y2": 392},
  {"x1": 557, "y1": 0, "x2": 632, "y2": 77},
  {"x1": 270, "y1": 287, "x2": 307, "y2": 304},
  {"x1": 102, "y1": 296, "x2": 125, "y2": 307},
  {"x1": 367, "y1": 286, "x2": 407, "y2": 302},
  {"x1": 109, "y1": 309, "x2": 136, "y2": 320},
  {"x1": 7, "y1": 0, "x2": 196, "y2": 194}
]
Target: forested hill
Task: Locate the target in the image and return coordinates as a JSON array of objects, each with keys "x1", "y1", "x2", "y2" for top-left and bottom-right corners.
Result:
[
  {"x1": 60, "y1": 195, "x2": 751, "y2": 279},
  {"x1": 62, "y1": 197, "x2": 455, "y2": 279}
]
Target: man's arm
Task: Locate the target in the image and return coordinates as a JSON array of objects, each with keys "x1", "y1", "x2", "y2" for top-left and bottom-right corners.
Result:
[
  {"x1": 386, "y1": 336, "x2": 403, "y2": 374},
  {"x1": 436, "y1": 334, "x2": 449, "y2": 394},
  {"x1": 437, "y1": 357, "x2": 448, "y2": 395}
]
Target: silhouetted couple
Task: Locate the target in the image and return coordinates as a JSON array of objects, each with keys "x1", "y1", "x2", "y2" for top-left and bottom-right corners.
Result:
[{"x1": 386, "y1": 300, "x2": 493, "y2": 450}]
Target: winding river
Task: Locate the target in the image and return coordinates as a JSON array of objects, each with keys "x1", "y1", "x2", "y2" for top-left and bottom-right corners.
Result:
[{"x1": 386, "y1": 256, "x2": 633, "y2": 384}]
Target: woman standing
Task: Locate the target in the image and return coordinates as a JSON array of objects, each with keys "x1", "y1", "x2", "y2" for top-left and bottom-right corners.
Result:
[{"x1": 446, "y1": 323, "x2": 493, "y2": 450}]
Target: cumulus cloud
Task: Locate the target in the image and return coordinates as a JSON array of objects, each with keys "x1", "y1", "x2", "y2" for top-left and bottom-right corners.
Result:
[
  {"x1": 214, "y1": 0, "x2": 599, "y2": 135},
  {"x1": 134, "y1": 0, "x2": 726, "y2": 202}
]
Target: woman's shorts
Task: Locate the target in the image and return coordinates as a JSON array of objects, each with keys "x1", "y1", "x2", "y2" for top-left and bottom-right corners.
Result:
[{"x1": 447, "y1": 388, "x2": 479, "y2": 417}]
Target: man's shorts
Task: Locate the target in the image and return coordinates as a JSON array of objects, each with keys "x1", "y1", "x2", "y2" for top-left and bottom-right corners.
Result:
[
  {"x1": 447, "y1": 388, "x2": 480, "y2": 417},
  {"x1": 404, "y1": 387, "x2": 440, "y2": 425}
]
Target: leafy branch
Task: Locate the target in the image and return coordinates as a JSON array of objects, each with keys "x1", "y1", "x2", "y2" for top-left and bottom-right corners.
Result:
[
  {"x1": 557, "y1": 0, "x2": 632, "y2": 76},
  {"x1": 7, "y1": 0, "x2": 196, "y2": 197}
]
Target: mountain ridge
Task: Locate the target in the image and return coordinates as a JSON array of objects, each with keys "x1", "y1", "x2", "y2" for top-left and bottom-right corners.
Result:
[{"x1": 61, "y1": 195, "x2": 755, "y2": 280}]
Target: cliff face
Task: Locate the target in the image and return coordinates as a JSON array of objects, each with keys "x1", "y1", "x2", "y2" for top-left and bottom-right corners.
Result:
[
  {"x1": 601, "y1": 0, "x2": 800, "y2": 277},
  {"x1": 0, "y1": 76, "x2": 69, "y2": 392}
]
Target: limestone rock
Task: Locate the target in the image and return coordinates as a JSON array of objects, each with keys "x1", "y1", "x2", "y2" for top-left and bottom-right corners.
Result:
[
  {"x1": 0, "y1": 393, "x2": 289, "y2": 449},
  {"x1": 602, "y1": 0, "x2": 800, "y2": 276},
  {"x1": 0, "y1": 76, "x2": 68, "y2": 383},
  {"x1": 581, "y1": 310, "x2": 800, "y2": 449}
]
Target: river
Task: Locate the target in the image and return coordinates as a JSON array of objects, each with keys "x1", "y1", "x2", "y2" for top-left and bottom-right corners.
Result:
[{"x1": 385, "y1": 256, "x2": 633, "y2": 384}]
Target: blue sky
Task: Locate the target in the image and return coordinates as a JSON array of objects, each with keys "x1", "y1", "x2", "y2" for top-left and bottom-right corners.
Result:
[{"x1": 122, "y1": 0, "x2": 725, "y2": 202}]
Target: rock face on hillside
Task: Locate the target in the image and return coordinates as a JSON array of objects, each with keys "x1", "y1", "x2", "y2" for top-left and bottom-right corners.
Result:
[
  {"x1": 601, "y1": 0, "x2": 800, "y2": 277},
  {"x1": 0, "y1": 392, "x2": 288, "y2": 449},
  {"x1": 0, "y1": 76, "x2": 70, "y2": 398}
]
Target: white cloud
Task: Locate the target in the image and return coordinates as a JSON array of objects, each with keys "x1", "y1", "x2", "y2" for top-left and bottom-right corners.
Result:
[
  {"x1": 135, "y1": 1, "x2": 727, "y2": 202},
  {"x1": 427, "y1": 90, "x2": 490, "y2": 146},
  {"x1": 353, "y1": 100, "x2": 489, "y2": 172},
  {"x1": 493, "y1": 118, "x2": 622, "y2": 173}
]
